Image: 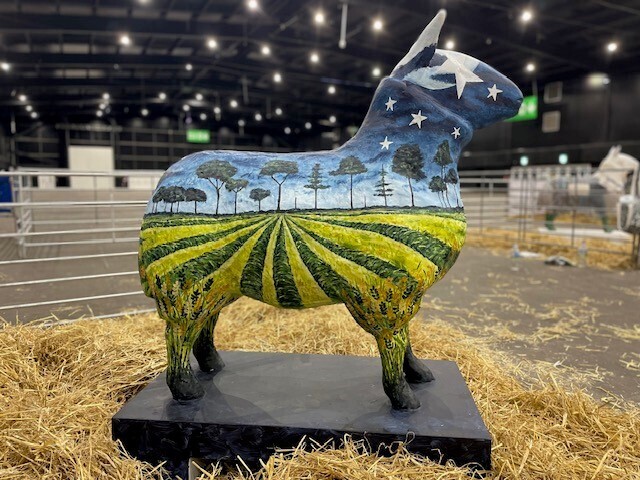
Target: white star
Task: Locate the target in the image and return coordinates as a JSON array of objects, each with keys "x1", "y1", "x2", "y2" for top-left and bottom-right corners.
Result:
[
  {"x1": 409, "y1": 110, "x2": 427, "y2": 128},
  {"x1": 384, "y1": 97, "x2": 397, "y2": 111},
  {"x1": 436, "y1": 51, "x2": 483, "y2": 99},
  {"x1": 451, "y1": 127, "x2": 461, "y2": 139},
  {"x1": 379, "y1": 136, "x2": 393, "y2": 150},
  {"x1": 487, "y1": 84, "x2": 503, "y2": 101}
]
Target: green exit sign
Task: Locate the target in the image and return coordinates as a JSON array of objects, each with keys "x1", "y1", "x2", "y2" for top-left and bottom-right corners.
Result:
[
  {"x1": 187, "y1": 129, "x2": 211, "y2": 143},
  {"x1": 507, "y1": 95, "x2": 538, "y2": 122}
]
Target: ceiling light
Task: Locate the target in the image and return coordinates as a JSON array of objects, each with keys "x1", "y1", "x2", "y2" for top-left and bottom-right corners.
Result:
[
  {"x1": 314, "y1": 10, "x2": 325, "y2": 24},
  {"x1": 525, "y1": 62, "x2": 536, "y2": 72},
  {"x1": 207, "y1": 38, "x2": 218, "y2": 49},
  {"x1": 213, "y1": 106, "x2": 221, "y2": 114},
  {"x1": 182, "y1": 104, "x2": 190, "y2": 112},
  {"x1": 25, "y1": 105, "x2": 33, "y2": 112},
  {"x1": 261, "y1": 44, "x2": 271, "y2": 56},
  {"x1": 200, "y1": 113, "x2": 207, "y2": 121},
  {"x1": 230, "y1": 99, "x2": 238, "y2": 108},
  {"x1": 18, "y1": 94, "x2": 27, "y2": 102},
  {"x1": 372, "y1": 66, "x2": 382, "y2": 77},
  {"x1": 120, "y1": 34, "x2": 131, "y2": 46},
  {"x1": 520, "y1": 10, "x2": 533, "y2": 23},
  {"x1": 96, "y1": 110, "x2": 104, "y2": 117},
  {"x1": 99, "y1": 103, "x2": 106, "y2": 110},
  {"x1": 327, "y1": 85, "x2": 336, "y2": 95},
  {"x1": 445, "y1": 39, "x2": 455, "y2": 50},
  {"x1": 238, "y1": 119, "x2": 246, "y2": 127},
  {"x1": 195, "y1": 93, "x2": 204, "y2": 101},
  {"x1": 329, "y1": 115, "x2": 337, "y2": 123},
  {"x1": 275, "y1": 107, "x2": 283, "y2": 116},
  {"x1": 141, "y1": 108, "x2": 149, "y2": 117},
  {"x1": 305, "y1": 121, "x2": 312, "y2": 130},
  {"x1": 273, "y1": 71, "x2": 282, "y2": 83},
  {"x1": 519, "y1": 155, "x2": 529, "y2": 166},
  {"x1": 310, "y1": 51, "x2": 320, "y2": 63},
  {"x1": 606, "y1": 42, "x2": 618, "y2": 53},
  {"x1": 254, "y1": 112, "x2": 263, "y2": 121},
  {"x1": 247, "y1": 0, "x2": 259, "y2": 10},
  {"x1": 102, "y1": 93, "x2": 110, "y2": 100},
  {"x1": 284, "y1": 126, "x2": 292, "y2": 134},
  {"x1": 372, "y1": 18, "x2": 383, "y2": 31},
  {"x1": 558, "y1": 153, "x2": 569, "y2": 165},
  {"x1": 158, "y1": 92, "x2": 167, "y2": 100},
  {"x1": 1, "y1": 62, "x2": 10, "y2": 72},
  {"x1": 185, "y1": 63, "x2": 193, "y2": 71},
  {"x1": 31, "y1": 112, "x2": 38, "y2": 119}
]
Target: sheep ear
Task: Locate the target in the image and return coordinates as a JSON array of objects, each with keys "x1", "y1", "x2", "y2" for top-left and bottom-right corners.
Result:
[{"x1": 391, "y1": 10, "x2": 446, "y2": 78}]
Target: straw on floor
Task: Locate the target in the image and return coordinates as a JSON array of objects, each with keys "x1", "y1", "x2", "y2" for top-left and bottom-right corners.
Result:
[{"x1": 1, "y1": 297, "x2": 638, "y2": 479}]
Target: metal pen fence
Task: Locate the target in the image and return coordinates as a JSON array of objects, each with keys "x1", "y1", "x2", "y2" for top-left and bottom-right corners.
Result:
[{"x1": 0, "y1": 167, "x2": 637, "y2": 323}]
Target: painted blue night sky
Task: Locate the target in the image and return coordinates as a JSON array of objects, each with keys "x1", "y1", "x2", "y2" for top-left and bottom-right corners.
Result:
[{"x1": 147, "y1": 23, "x2": 522, "y2": 216}]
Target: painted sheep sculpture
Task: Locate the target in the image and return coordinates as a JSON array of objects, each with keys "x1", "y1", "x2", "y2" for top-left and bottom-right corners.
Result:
[{"x1": 139, "y1": 10, "x2": 523, "y2": 410}]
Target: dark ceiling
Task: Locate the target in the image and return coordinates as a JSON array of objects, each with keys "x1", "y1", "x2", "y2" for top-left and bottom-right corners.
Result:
[{"x1": 0, "y1": 0, "x2": 639, "y2": 135}]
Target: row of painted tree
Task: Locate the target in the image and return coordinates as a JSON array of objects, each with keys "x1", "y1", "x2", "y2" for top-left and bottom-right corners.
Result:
[{"x1": 150, "y1": 140, "x2": 460, "y2": 214}]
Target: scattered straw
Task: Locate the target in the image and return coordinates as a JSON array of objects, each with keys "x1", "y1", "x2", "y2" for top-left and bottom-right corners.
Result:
[
  {"x1": 1, "y1": 297, "x2": 639, "y2": 479},
  {"x1": 466, "y1": 227, "x2": 635, "y2": 270}
]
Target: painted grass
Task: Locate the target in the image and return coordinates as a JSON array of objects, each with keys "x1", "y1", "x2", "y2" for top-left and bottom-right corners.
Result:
[
  {"x1": 282, "y1": 220, "x2": 333, "y2": 308},
  {"x1": 239, "y1": 221, "x2": 279, "y2": 302},
  {"x1": 140, "y1": 217, "x2": 260, "y2": 250},
  {"x1": 272, "y1": 222, "x2": 303, "y2": 308},
  {"x1": 143, "y1": 219, "x2": 270, "y2": 278},
  {"x1": 302, "y1": 212, "x2": 466, "y2": 251},
  {"x1": 290, "y1": 216, "x2": 437, "y2": 284},
  {"x1": 261, "y1": 217, "x2": 282, "y2": 307}
]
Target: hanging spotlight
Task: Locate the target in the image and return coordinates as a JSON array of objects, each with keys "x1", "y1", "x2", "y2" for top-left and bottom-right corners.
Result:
[
  {"x1": 327, "y1": 85, "x2": 336, "y2": 95},
  {"x1": 305, "y1": 121, "x2": 312, "y2": 130},
  {"x1": 18, "y1": 94, "x2": 27, "y2": 102},
  {"x1": 158, "y1": 92, "x2": 167, "y2": 100},
  {"x1": 372, "y1": 18, "x2": 383, "y2": 31},
  {"x1": 182, "y1": 104, "x2": 190, "y2": 112},
  {"x1": 310, "y1": 51, "x2": 320, "y2": 63},
  {"x1": 254, "y1": 112, "x2": 263, "y2": 121},
  {"x1": 185, "y1": 63, "x2": 193, "y2": 71},
  {"x1": 31, "y1": 112, "x2": 38, "y2": 119},
  {"x1": 274, "y1": 107, "x2": 283, "y2": 116},
  {"x1": 329, "y1": 115, "x2": 337, "y2": 124},
  {"x1": 96, "y1": 110, "x2": 104, "y2": 118},
  {"x1": 200, "y1": 113, "x2": 207, "y2": 121},
  {"x1": 247, "y1": 0, "x2": 259, "y2": 10},
  {"x1": 525, "y1": 62, "x2": 536, "y2": 73},
  {"x1": 213, "y1": 106, "x2": 221, "y2": 114},
  {"x1": 99, "y1": 103, "x2": 107, "y2": 110},
  {"x1": 102, "y1": 92, "x2": 110, "y2": 100},
  {"x1": 445, "y1": 39, "x2": 455, "y2": 50},
  {"x1": 261, "y1": 44, "x2": 271, "y2": 56},
  {"x1": 606, "y1": 42, "x2": 618, "y2": 53},
  {"x1": 1, "y1": 62, "x2": 10, "y2": 72},
  {"x1": 207, "y1": 38, "x2": 218, "y2": 49},
  {"x1": 141, "y1": 108, "x2": 149, "y2": 117},
  {"x1": 520, "y1": 9, "x2": 533, "y2": 23},
  {"x1": 25, "y1": 105, "x2": 33, "y2": 112},
  {"x1": 230, "y1": 99, "x2": 238, "y2": 108},
  {"x1": 273, "y1": 71, "x2": 282, "y2": 83},
  {"x1": 195, "y1": 93, "x2": 204, "y2": 101},
  {"x1": 284, "y1": 126, "x2": 292, "y2": 135},
  {"x1": 372, "y1": 66, "x2": 382, "y2": 77},
  {"x1": 238, "y1": 119, "x2": 246, "y2": 127},
  {"x1": 120, "y1": 34, "x2": 131, "y2": 46},
  {"x1": 314, "y1": 10, "x2": 325, "y2": 24}
]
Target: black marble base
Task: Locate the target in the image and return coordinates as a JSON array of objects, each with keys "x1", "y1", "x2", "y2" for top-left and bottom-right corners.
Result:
[{"x1": 113, "y1": 351, "x2": 491, "y2": 479}]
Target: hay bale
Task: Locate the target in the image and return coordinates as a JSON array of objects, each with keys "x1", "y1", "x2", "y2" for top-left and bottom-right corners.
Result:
[{"x1": 1, "y1": 298, "x2": 638, "y2": 479}]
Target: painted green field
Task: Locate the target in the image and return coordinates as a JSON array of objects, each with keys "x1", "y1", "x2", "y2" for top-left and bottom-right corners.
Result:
[{"x1": 139, "y1": 208, "x2": 466, "y2": 311}]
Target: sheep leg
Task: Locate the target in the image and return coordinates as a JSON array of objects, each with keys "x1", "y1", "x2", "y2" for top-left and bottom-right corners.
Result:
[
  {"x1": 193, "y1": 312, "x2": 225, "y2": 373},
  {"x1": 403, "y1": 329, "x2": 434, "y2": 383},
  {"x1": 375, "y1": 328, "x2": 420, "y2": 410},
  {"x1": 165, "y1": 321, "x2": 205, "y2": 401}
]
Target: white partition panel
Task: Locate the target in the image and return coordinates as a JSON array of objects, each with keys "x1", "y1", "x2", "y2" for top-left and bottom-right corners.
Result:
[{"x1": 68, "y1": 146, "x2": 115, "y2": 189}]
